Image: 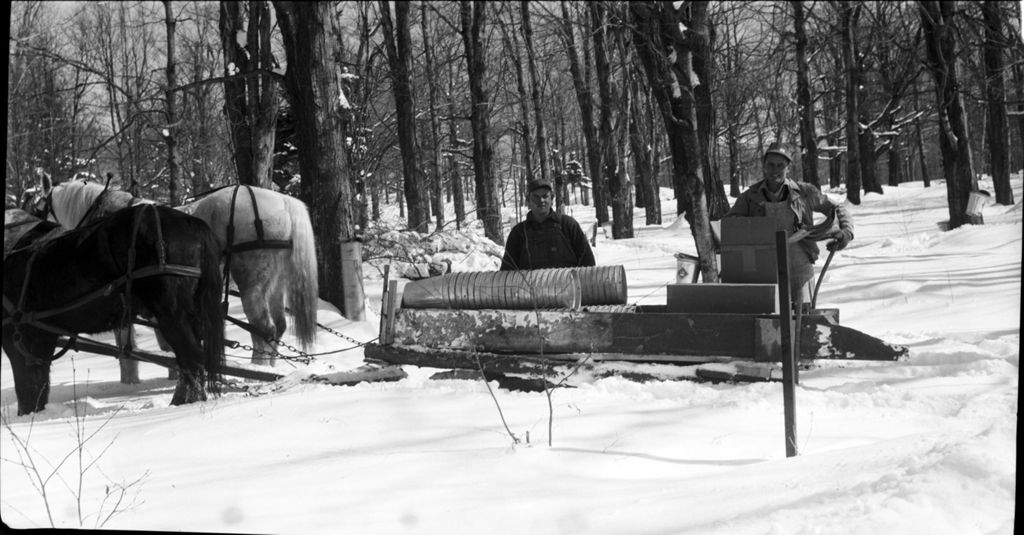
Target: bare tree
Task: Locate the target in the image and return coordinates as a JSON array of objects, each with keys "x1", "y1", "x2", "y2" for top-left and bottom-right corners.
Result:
[
  {"x1": 219, "y1": 1, "x2": 279, "y2": 189},
  {"x1": 631, "y1": 1, "x2": 719, "y2": 282},
  {"x1": 793, "y1": 0, "x2": 820, "y2": 189},
  {"x1": 460, "y1": 0, "x2": 503, "y2": 244},
  {"x1": 521, "y1": 1, "x2": 551, "y2": 186},
  {"x1": 163, "y1": 1, "x2": 181, "y2": 205},
  {"x1": 981, "y1": 0, "x2": 1013, "y2": 205},
  {"x1": 498, "y1": 10, "x2": 535, "y2": 192},
  {"x1": 919, "y1": 0, "x2": 978, "y2": 229},
  {"x1": 421, "y1": 1, "x2": 446, "y2": 229},
  {"x1": 275, "y1": 1, "x2": 364, "y2": 319},
  {"x1": 560, "y1": 1, "x2": 607, "y2": 222},
  {"x1": 841, "y1": 1, "x2": 863, "y2": 204},
  {"x1": 379, "y1": 1, "x2": 429, "y2": 233}
]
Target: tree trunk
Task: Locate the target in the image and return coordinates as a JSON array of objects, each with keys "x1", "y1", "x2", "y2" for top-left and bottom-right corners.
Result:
[
  {"x1": 163, "y1": 1, "x2": 180, "y2": 205},
  {"x1": 841, "y1": 1, "x2": 862, "y2": 205},
  {"x1": 982, "y1": 0, "x2": 1013, "y2": 205},
  {"x1": 631, "y1": 1, "x2": 718, "y2": 282},
  {"x1": 500, "y1": 16, "x2": 535, "y2": 190},
  {"x1": 630, "y1": 78, "x2": 662, "y2": 225},
  {"x1": 613, "y1": 16, "x2": 635, "y2": 239},
  {"x1": 561, "y1": 1, "x2": 607, "y2": 223},
  {"x1": 275, "y1": 1, "x2": 363, "y2": 319},
  {"x1": 447, "y1": 73, "x2": 467, "y2": 229},
  {"x1": 1013, "y1": 61, "x2": 1024, "y2": 173},
  {"x1": 887, "y1": 136, "x2": 903, "y2": 186},
  {"x1": 859, "y1": 129, "x2": 883, "y2": 194},
  {"x1": 380, "y1": 1, "x2": 428, "y2": 233},
  {"x1": 220, "y1": 1, "x2": 278, "y2": 189},
  {"x1": 460, "y1": 1, "x2": 502, "y2": 244},
  {"x1": 591, "y1": 2, "x2": 629, "y2": 239},
  {"x1": 521, "y1": 1, "x2": 550, "y2": 186},
  {"x1": 689, "y1": 2, "x2": 729, "y2": 219},
  {"x1": 920, "y1": 0, "x2": 977, "y2": 229},
  {"x1": 793, "y1": 0, "x2": 819, "y2": 189},
  {"x1": 420, "y1": 3, "x2": 445, "y2": 229}
]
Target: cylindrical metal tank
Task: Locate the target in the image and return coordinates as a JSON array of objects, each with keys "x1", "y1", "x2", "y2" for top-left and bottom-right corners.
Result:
[
  {"x1": 401, "y1": 268, "x2": 582, "y2": 310},
  {"x1": 400, "y1": 265, "x2": 628, "y2": 310}
]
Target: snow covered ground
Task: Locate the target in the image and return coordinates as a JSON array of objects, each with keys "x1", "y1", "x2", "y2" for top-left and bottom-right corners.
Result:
[{"x1": 2, "y1": 175, "x2": 1019, "y2": 534}]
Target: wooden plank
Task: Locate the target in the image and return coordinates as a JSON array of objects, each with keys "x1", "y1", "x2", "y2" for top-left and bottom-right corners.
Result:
[
  {"x1": 387, "y1": 307, "x2": 906, "y2": 362},
  {"x1": 667, "y1": 283, "x2": 777, "y2": 313},
  {"x1": 69, "y1": 337, "x2": 285, "y2": 382},
  {"x1": 392, "y1": 308, "x2": 759, "y2": 357},
  {"x1": 364, "y1": 344, "x2": 712, "y2": 383}
]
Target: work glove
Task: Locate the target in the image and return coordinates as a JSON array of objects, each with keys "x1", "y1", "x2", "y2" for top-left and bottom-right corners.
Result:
[{"x1": 826, "y1": 228, "x2": 853, "y2": 251}]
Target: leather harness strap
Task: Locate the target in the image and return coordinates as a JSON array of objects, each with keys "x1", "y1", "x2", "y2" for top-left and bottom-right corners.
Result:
[
  {"x1": 3, "y1": 206, "x2": 202, "y2": 364},
  {"x1": 220, "y1": 185, "x2": 293, "y2": 311}
]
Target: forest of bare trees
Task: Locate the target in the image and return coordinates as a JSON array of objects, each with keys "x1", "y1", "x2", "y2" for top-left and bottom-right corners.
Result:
[{"x1": 7, "y1": 1, "x2": 1023, "y2": 312}]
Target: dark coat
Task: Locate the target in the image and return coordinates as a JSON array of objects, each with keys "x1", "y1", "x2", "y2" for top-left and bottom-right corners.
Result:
[
  {"x1": 725, "y1": 178, "x2": 854, "y2": 263},
  {"x1": 500, "y1": 212, "x2": 596, "y2": 271}
]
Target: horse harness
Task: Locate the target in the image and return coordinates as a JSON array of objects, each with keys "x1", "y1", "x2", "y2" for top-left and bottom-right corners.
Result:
[
  {"x1": 219, "y1": 185, "x2": 293, "y2": 318},
  {"x1": 2, "y1": 204, "x2": 203, "y2": 365}
]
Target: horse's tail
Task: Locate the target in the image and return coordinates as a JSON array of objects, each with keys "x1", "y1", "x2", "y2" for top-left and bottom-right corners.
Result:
[
  {"x1": 285, "y1": 196, "x2": 319, "y2": 350},
  {"x1": 196, "y1": 228, "x2": 226, "y2": 392}
]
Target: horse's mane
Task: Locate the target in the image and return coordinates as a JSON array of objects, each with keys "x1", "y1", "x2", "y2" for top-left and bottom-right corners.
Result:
[{"x1": 51, "y1": 180, "x2": 148, "y2": 227}]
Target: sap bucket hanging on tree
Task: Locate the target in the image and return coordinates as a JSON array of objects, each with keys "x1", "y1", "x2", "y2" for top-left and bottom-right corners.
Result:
[{"x1": 675, "y1": 253, "x2": 700, "y2": 284}]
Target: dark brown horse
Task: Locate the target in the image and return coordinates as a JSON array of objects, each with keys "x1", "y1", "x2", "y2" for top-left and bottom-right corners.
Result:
[{"x1": 3, "y1": 205, "x2": 225, "y2": 415}]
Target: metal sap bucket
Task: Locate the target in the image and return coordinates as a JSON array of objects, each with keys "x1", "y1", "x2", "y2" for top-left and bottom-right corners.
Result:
[{"x1": 675, "y1": 252, "x2": 700, "y2": 284}]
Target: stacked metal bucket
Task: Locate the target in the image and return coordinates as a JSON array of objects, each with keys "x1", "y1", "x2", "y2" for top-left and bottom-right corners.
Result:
[{"x1": 400, "y1": 265, "x2": 628, "y2": 310}]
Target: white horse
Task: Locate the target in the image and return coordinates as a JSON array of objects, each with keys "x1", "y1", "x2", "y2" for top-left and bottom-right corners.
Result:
[{"x1": 29, "y1": 176, "x2": 319, "y2": 379}]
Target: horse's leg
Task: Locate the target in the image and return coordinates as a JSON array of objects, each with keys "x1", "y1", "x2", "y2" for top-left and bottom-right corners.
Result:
[
  {"x1": 3, "y1": 330, "x2": 57, "y2": 415},
  {"x1": 144, "y1": 286, "x2": 209, "y2": 406},
  {"x1": 152, "y1": 327, "x2": 178, "y2": 380},
  {"x1": 158, "y1": 319, "x2": 209, "y2": 406},
  {"x1": 113, "y1": 325, "x2": 141, "y2": 384},
  {"x1": 232, "y1": 253, "x2": 281, "y2": 367}
]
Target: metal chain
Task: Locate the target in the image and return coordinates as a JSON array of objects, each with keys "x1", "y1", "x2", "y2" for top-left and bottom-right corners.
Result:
[
  {"x1": 316, "y1": 322, "x2": 371, "y2": 348},
  {"x1": 225, "y1": 322, "x2": 378, "y2": 364}
]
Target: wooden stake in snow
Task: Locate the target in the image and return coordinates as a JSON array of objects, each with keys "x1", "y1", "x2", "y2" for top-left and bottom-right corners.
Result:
[{"x1": 776, "y1": 231, "x2": 798, "y2": 458}]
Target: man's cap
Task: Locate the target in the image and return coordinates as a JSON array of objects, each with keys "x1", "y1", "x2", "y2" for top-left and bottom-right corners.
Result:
[
  {"x1": 763, "y1": 142, "x2": 792, "y2": 164},
  {"x1": 527, "y1": 178, "x2": 553, "y2": 193}
]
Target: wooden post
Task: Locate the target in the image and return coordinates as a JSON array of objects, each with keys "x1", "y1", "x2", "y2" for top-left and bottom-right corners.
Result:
[
  {"x1": 382, "y1": 280, "x2": 399, "y2": 346},
  {"x1": 378, "y1": 264, "x2": 391, "y2": 341},
  {"x1": 776, "y1": 230, "x2": 798, "y2": 457}
]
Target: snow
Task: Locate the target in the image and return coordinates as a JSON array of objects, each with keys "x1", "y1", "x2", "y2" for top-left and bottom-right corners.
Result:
[{"x1": 2, "y1": 174, "x2": 1019, "y2": 534}]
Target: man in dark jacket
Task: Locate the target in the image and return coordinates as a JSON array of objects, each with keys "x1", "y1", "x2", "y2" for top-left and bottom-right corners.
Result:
[
  {"x1": 724, "y1": 142, "x2": 854, "y2": 304},
  {"x1": 500, "y1": 178, "x2": 596, "y2": 271}
]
